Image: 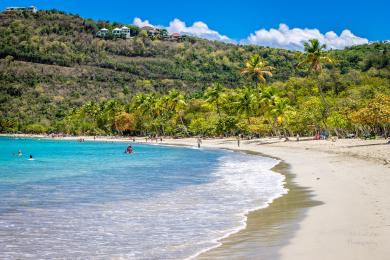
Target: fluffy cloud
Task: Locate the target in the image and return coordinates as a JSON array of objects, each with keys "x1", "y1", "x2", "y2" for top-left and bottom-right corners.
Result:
[
  {"x1": 246, "y1": 23, "x2": 368, "y2": 51},
  {"x1": 167, "y1": 19, "x2": 233, "y2": 43},
  {"x1": 132, "y1": 18, "x2": 368, "y2": 50},
  {"x1": 132, "y1": 17, "x2": 154, "y2": 28},
  {"x1": 132, "y1": 17, "x2": 233, "y2": 43}
]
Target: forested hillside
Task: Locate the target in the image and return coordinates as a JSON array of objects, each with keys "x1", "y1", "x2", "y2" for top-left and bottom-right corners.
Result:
[{"x1": 0, "y1": 10, "x2": 389, "y2": 137}]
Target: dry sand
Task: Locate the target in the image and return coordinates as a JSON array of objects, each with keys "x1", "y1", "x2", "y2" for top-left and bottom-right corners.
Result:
[{"x1": 3, "y1": 134, "x2": 390, "y2": 259}]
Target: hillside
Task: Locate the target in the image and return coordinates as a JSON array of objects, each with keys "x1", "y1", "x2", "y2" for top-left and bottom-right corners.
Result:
[{"x1": 0, "y1": 10, "x2": 389, "y2": 135}]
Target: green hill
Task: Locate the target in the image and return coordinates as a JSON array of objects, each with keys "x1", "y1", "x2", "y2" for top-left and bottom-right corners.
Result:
[{"x1": 0, "y1": 10, "x2": 389, "y2": 136}]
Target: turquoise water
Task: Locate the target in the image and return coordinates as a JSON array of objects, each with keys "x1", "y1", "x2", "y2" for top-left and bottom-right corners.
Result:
[{"x1": 0, "y1": 137, "x2": 286, "y2": 259}]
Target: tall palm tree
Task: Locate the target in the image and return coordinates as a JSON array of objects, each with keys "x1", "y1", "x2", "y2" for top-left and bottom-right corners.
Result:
[
  {"x1": 241, "y1": 54, "x2": 274, "y2": 86},
  {"x1": 166, "y1": 89, "x2": 189, "y2": 136},
  {"x1": 299, "y1": 39, "x2": 333, "y2": 115}
]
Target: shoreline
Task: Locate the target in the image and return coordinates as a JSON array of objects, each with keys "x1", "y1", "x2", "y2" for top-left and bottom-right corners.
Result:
[
  {"x1": 198, "y1": 162, "x2": 320, "y2": 259},
  {"x1": 2, "y1": 134, "x2": 390, "y2": 259},
  {"x1": 159, "y1": 137, "x2": 390, "y2": 260}
]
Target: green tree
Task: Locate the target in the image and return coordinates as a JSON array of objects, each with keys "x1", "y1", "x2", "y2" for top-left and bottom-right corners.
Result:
[
  {"x1": 114, "y1": 112, "x2": 135, "y2": 134},
  {"x1": 166, "y1": 89, "x2": 189, "y2": 136},
  {"x1": 299, "y1": 39, "x2": 333, "y2": 116},
  {"x1": 235, "y1": 86, "x2": 257, "y2": 124},
  {"x1": 204, "y1": 83, "x2": 225, "y2": 117},
  {"x1": 241, "y1": 54, "x2": 273, "y2": 86}
]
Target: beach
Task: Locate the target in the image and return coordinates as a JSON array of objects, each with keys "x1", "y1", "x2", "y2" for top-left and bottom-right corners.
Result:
[
  {"x1": 3, "y1": 134, "x2": 390, "y2": 259},
  {"x1": 160, "y1": 137, "x2": 390, "y2": 260}
]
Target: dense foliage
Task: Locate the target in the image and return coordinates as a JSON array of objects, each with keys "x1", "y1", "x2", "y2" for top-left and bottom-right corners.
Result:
[{"x1": 0, "y1": 10, "x2": 389, "y2": 137}]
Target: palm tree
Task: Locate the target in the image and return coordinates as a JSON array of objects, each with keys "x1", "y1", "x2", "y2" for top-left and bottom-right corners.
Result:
[
  {"x1": 258, "y1": 86, "x2": 277, "y2": 113},
  {"x1": 299, "y1": 39, "x2": 333, "y2": 115},
  {"x1": 132, "y1": 93, "x2": 159, "y2": 134},
  {"x1": 235, "y1": 86, "x2": 257, "y2": 124},
  {"x1": 241, "y1": 54, "x2": 274, "y2": 86},
  {"x1": 270, "y1": 97, "x2": 290, "y2": 138},
  {"x1": 166, "y1": 89, "x2": 189, "y2": 136},
  {"x1": 204, "y1": 83, "x2": 225, "y2": 117},
  {"x1": 99, "y1": 100, "x2": 122, "y2": 133}
]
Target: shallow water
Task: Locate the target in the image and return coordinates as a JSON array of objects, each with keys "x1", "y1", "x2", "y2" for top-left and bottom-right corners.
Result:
[{"x1": 0, "y1": 137, "x2": 286, "y2": 259}]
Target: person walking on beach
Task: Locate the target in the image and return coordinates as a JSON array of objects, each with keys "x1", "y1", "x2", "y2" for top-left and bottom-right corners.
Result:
[
  {"x1": 237, "y1": 135, "x2": 240, "y2": 147},
  {"x1": 197, "y1": 137, "x2": 202, "y2": 148}
]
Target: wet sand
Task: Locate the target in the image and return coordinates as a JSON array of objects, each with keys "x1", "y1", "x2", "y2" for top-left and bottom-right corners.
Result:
[{"x1": 198, "y1": 162, "x2": 321, "y2": 259}]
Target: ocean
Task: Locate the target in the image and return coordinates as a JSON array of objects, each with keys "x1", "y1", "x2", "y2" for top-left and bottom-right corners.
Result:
[{"x1": 0, "y1": 137, "x2": 286, "y2": 259}]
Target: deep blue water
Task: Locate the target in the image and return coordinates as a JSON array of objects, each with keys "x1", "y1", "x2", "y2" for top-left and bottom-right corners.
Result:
[{"x1": 0, "y1": 137, "x2": 285, "y2": 259}]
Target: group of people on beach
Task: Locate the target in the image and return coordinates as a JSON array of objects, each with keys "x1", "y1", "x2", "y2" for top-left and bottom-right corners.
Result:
[{"x1": 144, "y1": 136, "x2": 163, "y2": 143}]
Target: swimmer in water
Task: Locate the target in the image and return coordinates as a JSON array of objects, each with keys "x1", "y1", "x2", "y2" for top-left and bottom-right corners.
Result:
[
  {"x1": 29, "y1": 155, "x2": 33, "y2": 160},
  {"x1": 18, "y1": 149, "x2": 22, "y2": 156},
  {"x1": 125, "y1": 145, "x2": 133, "y2": 154}
]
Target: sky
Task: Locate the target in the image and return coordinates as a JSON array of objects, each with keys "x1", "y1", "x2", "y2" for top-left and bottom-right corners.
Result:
[{"x1": 1, "y1": 0, "x2": 389, "y2": 50}]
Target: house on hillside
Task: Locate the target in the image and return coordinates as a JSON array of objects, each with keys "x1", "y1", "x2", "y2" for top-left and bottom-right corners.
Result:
[
  {"x1": 5, "y1": 6, "x2": 38, "y2": 13},
  {"x1": 121, "y1": 26, "x2": 131, "y2": 39},
  {"x1": 96, "y1": 28, "x2": 109, "y2": 38},
  {"x1": 169, "y1": 33, "x2": 187, "y2": 42},
  {"x1": 148, "y1": 29, "x2": 160, "y2": 38},
  {"x1": 169, "y1": 33, "x2": 181, "y2": 41},
  {"x1": 141, "y1": 26, "x2": 154, "y2": 31},
  {"x1": 112, "y1": 27, "x2": 123, "y2": 37},
  {"x1": 140, "y1": 26, "x2": 161, "y2": 38}
]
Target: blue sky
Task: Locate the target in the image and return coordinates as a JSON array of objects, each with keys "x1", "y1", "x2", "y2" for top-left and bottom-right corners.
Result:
[{"x1": 1, "y1": 0, "x2": 389, "y2": 50}]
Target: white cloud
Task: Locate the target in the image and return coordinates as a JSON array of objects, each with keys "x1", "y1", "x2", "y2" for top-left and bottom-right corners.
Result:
[
  {"x1": 132, "y1": 17, "x2": 233, "y2": 43},
  {"x1": 132, "y1": 17, "x2": 154, "y2": 28},
  {"x1": 167, "y1": 19, "x2": 233, "y2": 43},
  {"x1": 245, "y1": 23, "x2": 368, "y2": 51},
  {"x1": 132, "y1": 18, "x2": 368, "y2": 50}
]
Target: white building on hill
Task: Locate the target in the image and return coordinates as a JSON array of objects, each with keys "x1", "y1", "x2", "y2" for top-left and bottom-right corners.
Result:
[
  {"x1": 96, "y1": 28, "x2": 109, "y2": 38},
  {"x1": 5, "y1": 6, "x2": 38, "y2": 13},
  {"x1": 121, "y1": 26, "x2": 131, "y2": 39},
  {"x1": 112, "y1": 28, "x2": 123, "y2": 37}
]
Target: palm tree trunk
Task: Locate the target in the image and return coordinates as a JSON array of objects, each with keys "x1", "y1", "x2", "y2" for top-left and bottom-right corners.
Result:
[
  {"x1": 316, "y1": 77, "x2": 332, "y2": 138},
  {"x1": 317, "y1": 77, "x2": 330, "y2": 117},
  {"x1": 180, "y1": 116, "x2": 189, "y2": 136}
]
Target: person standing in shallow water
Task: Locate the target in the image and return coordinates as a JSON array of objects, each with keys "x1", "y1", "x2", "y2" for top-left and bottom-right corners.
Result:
[{"x1": 197, "y1": 137, "x2": 202, "y2": 148}]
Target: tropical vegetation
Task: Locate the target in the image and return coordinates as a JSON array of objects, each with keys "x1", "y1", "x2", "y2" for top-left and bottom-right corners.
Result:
[{"x1": 0, "y1": 10, "x2": 389, "y2": 138}]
